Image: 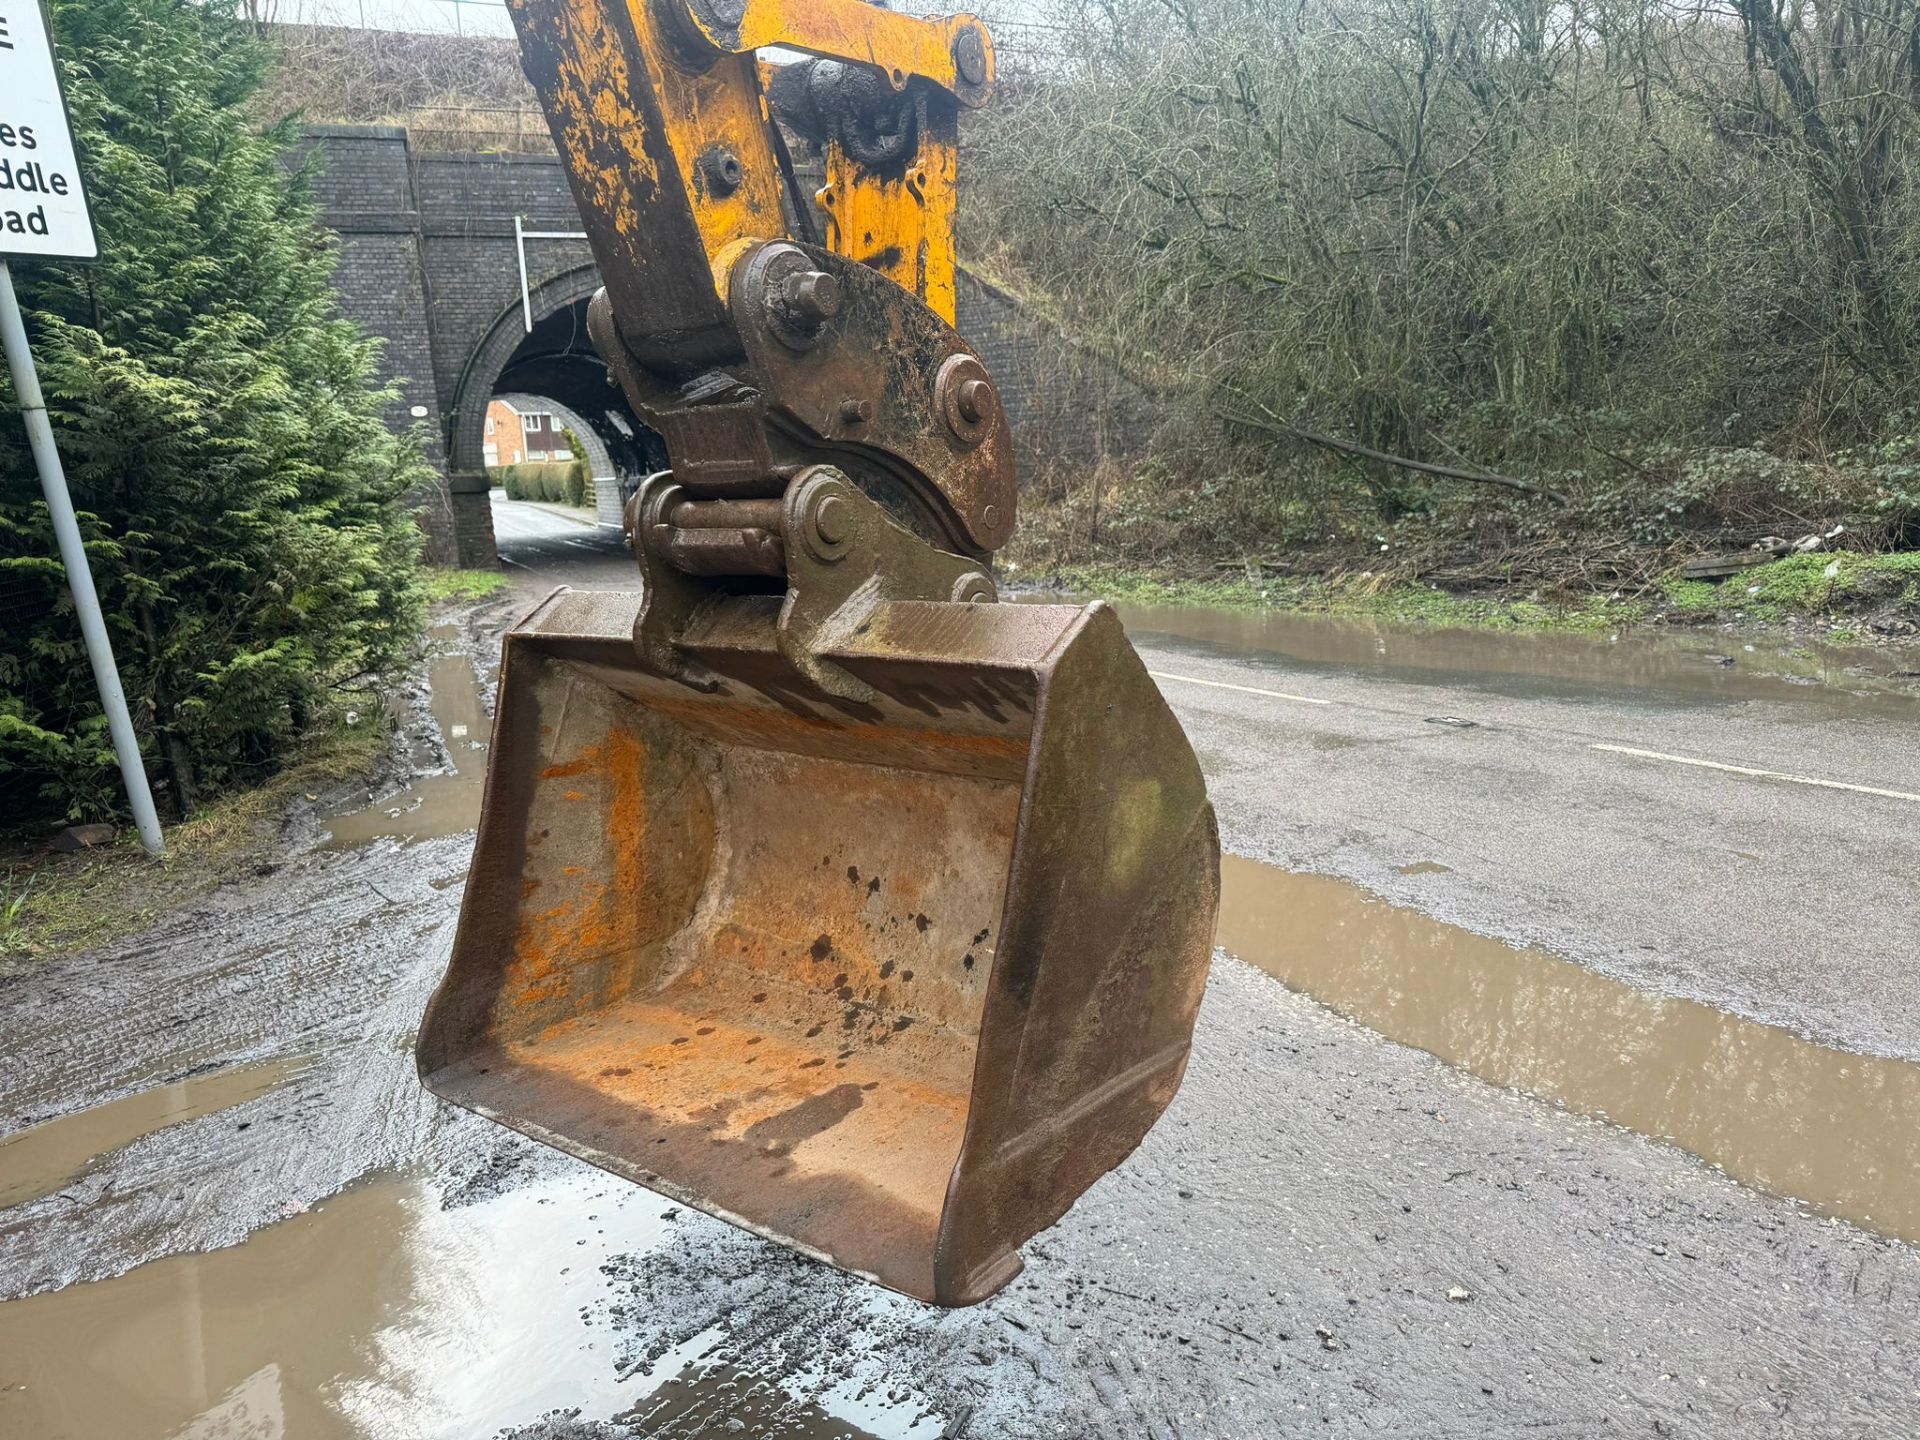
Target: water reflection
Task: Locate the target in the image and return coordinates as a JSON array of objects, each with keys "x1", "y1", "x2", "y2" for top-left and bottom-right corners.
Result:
[
  {"x1": 1095, "y1": 599, "x2": 1920, "y2": 714},
  {"x1": 0, "y1": 1166, "x2": 914, "y2": 1438},
  {"x1": 0, "y1": 1058, "x2": 306, "y2": 1211},
  {"x1": 325, "y1": 626, "x2": 489, "y2": 848},
  {"x1": 1218, "y1": 854, "x2": 1920, "y2": 1242}
]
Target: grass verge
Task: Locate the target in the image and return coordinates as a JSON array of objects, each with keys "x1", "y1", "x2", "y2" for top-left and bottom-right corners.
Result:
[
  {"x1": 0, "y1": 716, "x2": 389, "y2": 960},
  {"x1": 421, "y1": 567, "x2": 512, "y2": 603},
  {"x1": 1027, "y1": 563, "x2": 1648, "y2": 633},
  {"x1": 1657, "y1": 552, "x2": 1920, "y2": 625},
  {"x1": 1027, "y1": 552, "x2": 1920, "y2": 641}
]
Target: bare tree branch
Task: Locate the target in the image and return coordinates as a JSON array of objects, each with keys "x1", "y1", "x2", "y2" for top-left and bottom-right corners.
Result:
[{"x1": 1216, "y1": 408, "x2": 1570, "y2": 503}]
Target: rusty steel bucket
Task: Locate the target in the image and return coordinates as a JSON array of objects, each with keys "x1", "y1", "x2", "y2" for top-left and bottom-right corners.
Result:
[{"x1": 417, "y1": 587, "x2": 1219, "y2": 1306}]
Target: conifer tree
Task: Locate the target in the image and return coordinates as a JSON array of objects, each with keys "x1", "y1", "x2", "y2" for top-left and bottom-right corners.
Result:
[{"x1": 0, "y1": 0, "x2": 426, "y2": 826}]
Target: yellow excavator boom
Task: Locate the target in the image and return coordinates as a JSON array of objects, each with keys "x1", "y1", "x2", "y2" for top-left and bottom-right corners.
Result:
[{"x1": 417, "y1": 0, "x2": 1221, "y2": 1306}]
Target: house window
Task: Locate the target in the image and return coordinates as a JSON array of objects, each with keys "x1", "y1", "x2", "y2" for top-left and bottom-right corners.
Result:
[
  {"x1": 523, "y1": 412, "x2": 565, "y2": 461},
  {"x1": 486, "y1": 416, "x2": 495, "y2": 435}
]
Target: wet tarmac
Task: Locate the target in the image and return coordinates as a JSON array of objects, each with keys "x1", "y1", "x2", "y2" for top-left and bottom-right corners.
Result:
[
  {"x1": 5, "y1": 505, "x2": 1919, "y2": 1437},
  {"x1": 0, "y1": 612, "x2": 933, "y2": 1439},
  {"x1": 324, "y1": 626, "x2": 489, "y2": 849},
  {"x1": 0, "y1": 1162, "x2": 908, "y2": 1439},
  {"x1": 0, "y1": 1057, "x2": 306, "y2": 1211},
  {"x1": 1218, "y1": 854, "x2": 1920, "y2": 1244}
]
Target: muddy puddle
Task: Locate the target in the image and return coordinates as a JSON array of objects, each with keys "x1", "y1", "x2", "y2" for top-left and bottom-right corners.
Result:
[
  {"x1": 0, "y1": 1057, "x2": 307, "y2": 1210},
  {"x1": 1101, "y1": 599, "x2": 1920, "y2": 714},
  {"x1": 0, "y1": 1163, "x2": 927, "y2": 1439},
  {"x1": 325, "y1": 626, "x2": 489, "y2": 848},
  {"x1": 327, "y1": 603, "x2": 1918, "y2": 858},
  {"x1": 1217, "y1": 853, "x2": 1920, "y2": 1243}
]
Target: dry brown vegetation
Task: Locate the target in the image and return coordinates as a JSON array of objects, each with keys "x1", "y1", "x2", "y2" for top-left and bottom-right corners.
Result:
[
  {"x1": 259, "y1": 24, "x2": 548, "y2": 151},
  {"x1": 252, "y1": 10, "x2": 1920, "y2": 593},
  {"x1": 969, "y1": 0, "x2": 1920, "y2": 585}
]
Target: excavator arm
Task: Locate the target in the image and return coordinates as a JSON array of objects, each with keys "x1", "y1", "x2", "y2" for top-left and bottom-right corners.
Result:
[
  {"x1": 521, "y1": 0, "x2": 986, "y2": 324},
  {"x1": 417, "y1": 0, "x2": 1222, "y2": 1307},
  {"x1": 506, "y1": 0, "x2": 1011, "y2": 696}
]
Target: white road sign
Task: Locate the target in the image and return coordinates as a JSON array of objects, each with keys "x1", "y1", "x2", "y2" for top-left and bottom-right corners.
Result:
[{"x1": 0, "y1": 0, "x2": 97, "y2": 259}]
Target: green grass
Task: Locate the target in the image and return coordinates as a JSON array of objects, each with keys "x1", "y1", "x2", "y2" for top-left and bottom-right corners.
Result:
[
  {"x1": 1658, "y1": 552, "x2": 1920, "y2": 623},
  {"x1": 421, "y1": 567, "x2": 512, "y2": 603},
  {"x1": 0, "y1": 716, "x2": 389, "y2": 959},
  {"x1": 1032, "y1": 551, "x2": 1919, "y2": 639},
  {"x1": 1033, "y1": 563, "x2": 1646, "y2": 634}
]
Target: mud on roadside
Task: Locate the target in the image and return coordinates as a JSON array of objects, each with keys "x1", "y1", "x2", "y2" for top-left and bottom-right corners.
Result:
[
  {"x1": 4, "y1": 562, "x2": 1920, "y2": 1438},
  {"x1": 0, "y1": 591, "x2": 524, "y2": 971}
]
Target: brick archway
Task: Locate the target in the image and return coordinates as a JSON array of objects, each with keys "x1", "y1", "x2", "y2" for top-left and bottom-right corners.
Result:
[
  {"x1": 447, "y1": 264, "x2": 606, "y2": 480},
  {"x1": 300, "y1": 124, "x2": 1149, "y2": 566}
]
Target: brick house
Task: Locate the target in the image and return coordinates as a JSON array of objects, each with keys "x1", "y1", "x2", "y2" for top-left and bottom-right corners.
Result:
[
  {"x1": 484, "y1": 397, "x2": 574, "y2": 467},
  {"x1": 483, "y1": 399, "x2": 524, "y2": 467}
]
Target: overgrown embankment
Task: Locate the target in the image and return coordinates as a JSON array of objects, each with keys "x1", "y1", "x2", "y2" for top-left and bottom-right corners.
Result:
[
  {"x1": 1006, "y1": 447, "x2": 1920, "y2": 638},
  {"x1": 257, "y1": 24, "x2": 542, "y2": 151},
  {"x1": 971, "y1": 0, "x2": 1920, "y2": 634}
]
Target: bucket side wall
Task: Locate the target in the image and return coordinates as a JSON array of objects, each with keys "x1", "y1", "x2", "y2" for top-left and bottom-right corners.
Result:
[{"x1": 934, "y1": 603, "x2": 1222, "y2": 1304}]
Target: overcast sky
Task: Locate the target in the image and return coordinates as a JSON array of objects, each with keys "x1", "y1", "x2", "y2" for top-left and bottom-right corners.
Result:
[{"x1": 271, "y1": 0, "x2": 1060, "y2": 47}]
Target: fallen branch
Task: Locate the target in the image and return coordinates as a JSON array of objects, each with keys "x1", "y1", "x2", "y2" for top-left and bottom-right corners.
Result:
[{"x1": 1216, "y1": 409, "x2": 1569, "y2": 504}]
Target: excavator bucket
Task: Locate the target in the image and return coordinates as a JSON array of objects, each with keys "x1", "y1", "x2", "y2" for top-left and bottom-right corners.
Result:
[{"x1": 418, "y1": 587, "x2": 1218, "y2": 1306}]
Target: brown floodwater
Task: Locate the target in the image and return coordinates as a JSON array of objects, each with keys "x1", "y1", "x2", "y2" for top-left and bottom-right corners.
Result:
[
  {"x1": 95, "y1": 600, "x2": 1896, "y2": 1436},
  {"x1": 1100, "y1": 599, "x2": 1920, "y2": 716},
  {"x1": 324, "y1": 627, "x2": 489, "y2": 848},
  {"x1": 1217, "y1": 853, "x2": 1920, "y2": 1243},
  {"x1": 0, "y1": 1163, "x2": 917, "y2": 1439},
  {"x1": 0, "y1": 1057, "x2": 307, "y2": 1210}
]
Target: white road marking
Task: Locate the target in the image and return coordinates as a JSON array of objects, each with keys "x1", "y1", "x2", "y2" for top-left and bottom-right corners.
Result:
[
  {"x1": 1592, "y1": 744, "x2": 1920, "y2": 804},
  {"x1": 1149, "y1": 671, "x2": 1331, "y2": 706},
  {"x1": 1149, "y1": 668, "x2": 1914, "y2": 802}
]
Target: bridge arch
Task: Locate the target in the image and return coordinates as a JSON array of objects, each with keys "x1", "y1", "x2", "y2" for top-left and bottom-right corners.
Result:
[
  {"x1": 300, "y1": 125, "x2": 1146, "y2": 565},
  {"x1": 445, "y1": 268, "x2": 664, "y2": 495}
]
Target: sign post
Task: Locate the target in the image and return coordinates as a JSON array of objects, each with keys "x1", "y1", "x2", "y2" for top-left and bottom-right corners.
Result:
[{"x1": 1, "y1": 1, "x2": 164, "y2": 854}]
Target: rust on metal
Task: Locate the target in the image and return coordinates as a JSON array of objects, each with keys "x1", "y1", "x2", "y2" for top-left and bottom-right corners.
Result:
[
  {"x1": 423, "y1": 0, "x2": 1221, "y2": 1308},
  {"x1": 729, "y1": 241, "x2": 1016, "y2": 556},
  {"x1": 419, "y1": 592, "x2": 1219, "y2": 1304}
]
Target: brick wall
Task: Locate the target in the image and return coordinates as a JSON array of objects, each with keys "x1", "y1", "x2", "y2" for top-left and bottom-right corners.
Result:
[
  {"x1": 957, "y1": 272, "x2": 1161, "y2": 478},
  {"x1": 293, "y1": 125, "x2": 495, "y2": 567},
  {"x1": 485, "y1": 400, "x2": 526, "y2": 465},
  {"x1": 407, "y1": 149, "x2": 594, "y2": 428},
  {"x1": 300, "y1": 125, "x2": 1151, "y2": 569}
]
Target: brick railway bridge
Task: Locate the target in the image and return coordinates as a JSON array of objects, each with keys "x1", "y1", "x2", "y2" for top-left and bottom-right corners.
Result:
[{"x1": 300, "y1": 125, "x2": 1144, "y2": 568}]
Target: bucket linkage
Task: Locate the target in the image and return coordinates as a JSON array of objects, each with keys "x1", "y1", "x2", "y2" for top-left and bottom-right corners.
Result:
[{"x1": 419, "y1": 0, "x2": 1220, "y2": 1305}]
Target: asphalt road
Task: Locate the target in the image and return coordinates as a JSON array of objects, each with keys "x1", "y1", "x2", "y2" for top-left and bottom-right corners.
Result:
[
  {"x1": 0, "y1": 494, "x2": 1914, "y2": 1439},
  {"x1": 1141, "y1": 622, "x2": 1920, "y2": 1063},
  {"x1": 490, "y1": 495, "x2": 1920, "y2": 1059}
]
